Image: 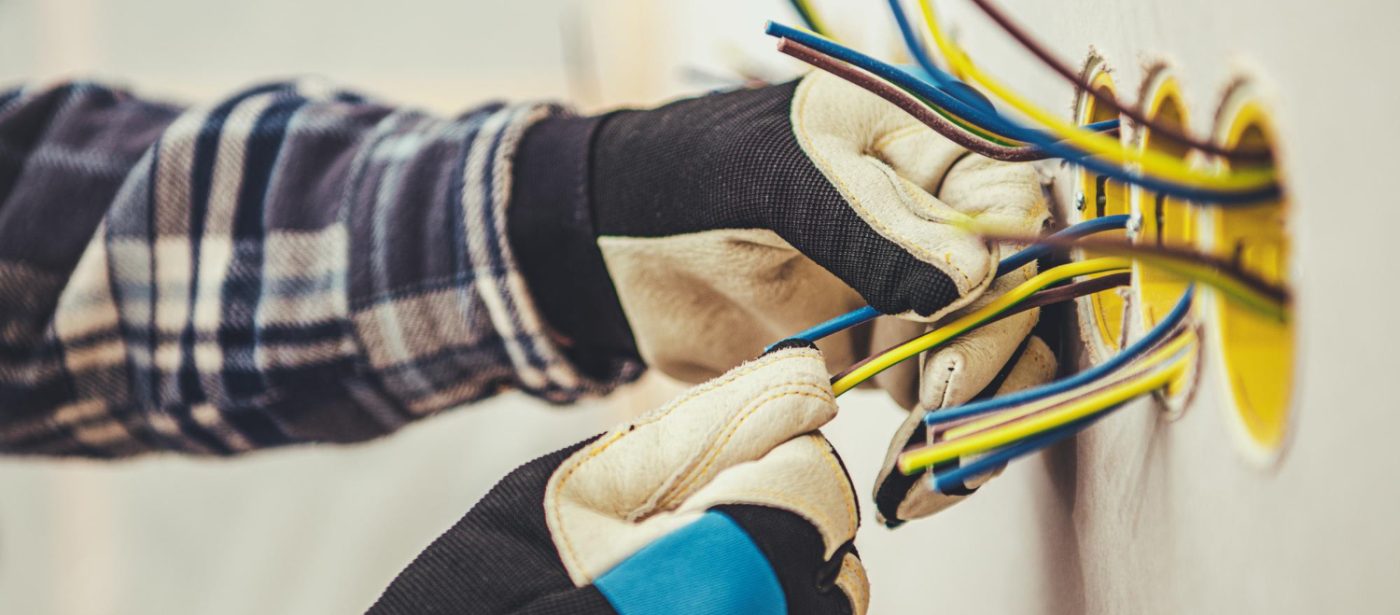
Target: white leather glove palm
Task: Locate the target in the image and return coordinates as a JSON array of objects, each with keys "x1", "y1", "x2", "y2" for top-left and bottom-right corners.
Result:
[{"x1": 371, "y1": 345, "x2": 868, "y2": 615}]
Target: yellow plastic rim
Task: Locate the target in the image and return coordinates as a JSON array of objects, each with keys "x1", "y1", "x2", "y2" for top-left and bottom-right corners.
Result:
[
  {"x1": 1132, "y1": 74, "x2": 1197, "y2": 399},
  {"x1": 1077, "y1": 68, "x2": 1129, "y2": 352},
  {"x1": 1213, "y1": 101, "x2": 1294, "y2": 454}
]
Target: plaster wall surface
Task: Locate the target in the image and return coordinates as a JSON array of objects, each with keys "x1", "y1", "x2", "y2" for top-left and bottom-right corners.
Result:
[
  {"x1": 829, "y1": 0, "x2": 1400, "y2": 612},
  {"x1": 0, "y1": 1, "x2": 1395, "y2": 613}
]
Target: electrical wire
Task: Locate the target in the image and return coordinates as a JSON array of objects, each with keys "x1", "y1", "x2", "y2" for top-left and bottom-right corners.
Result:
[
  {"x1": 884, "y1": 0, "x2": 989, "y2": 108},
  {"x1": 961, "y1": 0, "x2": 1271, "y2": 162},
  {"x1": 781, "y1": 34, "x2": 1122, "y2": 154},
  {"x1": 779, "y1": 38, "x2": 1122, "y2": 159},
  {"x1": 832, "y1": 272, "x2": 1130, "y2": 382},
  {"x1": 970, "y1": 227, "x2": 1289, "y2": 321},
  {"x1": 998, "y1": 272, "x2": 1130, "y2": 316},
  {"x1": 913, "y1": 0, "x2": 1276, "y2": 194},
  {"x1": 929, "y1": 412, "x2": 1099, "y2": 493},
  {"x1": 940, "y1": 327, "x2": 1194, "y2": 440},
  {"x1": 897, "y1": 328, "x2": 1195, "y2": 473},
  {"x1": 766, "y1": 305, "x2": 881, "y2": 353},
  {"x1": 788, "y1": 0, "x2": 831, "y2": 37},
  {"x1": 778, "y1": 38, "x2": 1050, "y2": 161},
  {"x1": 775, "y1": 215, "x2": 1131, "y2": 350},
  {"x1": 927, "y1": 315, "x2": 1194, "y2": 491},
  {"x1": 768, "y1": 21, "x2": 1023, "y2": 146},
  {"x1": 925, "y1": 284, "x2": 1193, "y2": 426},
  {"x1": 994, "y1": 214, "x2": 1129, "y2": 275},
  {"x1": 765, "y1": 22, "x2": 1280, "y2": 204},
  {"x1": 831, "y1": 258, "x2": 1132, "y2": 396}
]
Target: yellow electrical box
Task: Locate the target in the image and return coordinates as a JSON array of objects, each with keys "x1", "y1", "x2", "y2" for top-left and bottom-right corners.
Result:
[
  {"x1": 1075, "y1": 67, "x2": 1129, "y2": 354},
  {"x1": 1211, "y1": 98, "x2": 1294, "y2": 458},
  {"x1": 1132, "y1": 73, "x2": 1199, "y2": 401},
  {"x1": 1133, "y1": 74, "x2": 1197, "y2": 328}
]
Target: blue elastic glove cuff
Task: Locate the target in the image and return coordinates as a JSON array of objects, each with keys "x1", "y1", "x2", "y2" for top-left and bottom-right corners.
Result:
[{"x1": 594, "y1": 511, "x2": 786, "y2": 615}]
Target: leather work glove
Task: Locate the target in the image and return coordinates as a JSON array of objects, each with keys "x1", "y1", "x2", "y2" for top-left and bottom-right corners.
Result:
[
  {"x1": 509, "y1": 69, "x2": 1058, "y2": 528},
  {"x1": 509, "y1": 69, "x2": 1051, "y2": 384},
  {"x1": 368, "y1": 344, "x2": 867, "y2": 615},
  {"x1": 593, "y1": 71, "x2": 1062, "y2": 528},
  {"x1": 868, "y1": 303, "x2": 1058, "y2": 527}
]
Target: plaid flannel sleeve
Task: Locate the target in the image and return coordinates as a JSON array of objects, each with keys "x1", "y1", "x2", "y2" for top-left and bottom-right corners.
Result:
[{"x1": 0, "y1": 80, "x2": 642, "y2": 457}]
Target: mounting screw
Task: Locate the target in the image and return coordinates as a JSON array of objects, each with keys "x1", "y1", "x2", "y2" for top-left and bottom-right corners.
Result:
[{"x1": 1074, "y1": 192, "x2": 1086, "y2": 211}]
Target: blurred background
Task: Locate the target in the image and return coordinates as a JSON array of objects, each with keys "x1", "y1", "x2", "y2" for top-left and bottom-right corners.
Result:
[
  {"x1": 0, "y1": 1, "x2": 932, "y2": 612},
  {"x1": 3, "y1": 0, "x2": 1398, "y2": 613}
]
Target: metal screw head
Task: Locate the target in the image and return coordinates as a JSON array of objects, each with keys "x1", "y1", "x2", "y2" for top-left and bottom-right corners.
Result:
[
  {"x1": 1074, "y1": 192, "x2": 1086, "y2": 211},
  {"x1": 1127, "y1": 212, "x2": 1143, "y2": 235}
]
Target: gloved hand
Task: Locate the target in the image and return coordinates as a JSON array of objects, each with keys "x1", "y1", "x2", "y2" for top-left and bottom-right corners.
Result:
[
  {"x1": 368, "y1": 343, "x2": 867, "y2": 615},
  {"x1": 509, "y1": 69, "x2": 1050, "y2": 383},
  {"x1": 868, "y1": 294, "x2": 1059, "y2": 527},
  {"x1": 510, "y1": 68, "x2": 1057, "y2": 529}
]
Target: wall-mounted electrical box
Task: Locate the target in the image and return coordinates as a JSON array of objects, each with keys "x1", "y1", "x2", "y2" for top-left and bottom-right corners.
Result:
[
  {"x1": 1207, "y1": 87, "x2": 1295, "y2": 463},
  {"x1": 1072, "y1": 59, "x2": 1129, "y2": 358},
  {"x1": 1131, "y1": 69, "x2": 1200, "y2": 410}
]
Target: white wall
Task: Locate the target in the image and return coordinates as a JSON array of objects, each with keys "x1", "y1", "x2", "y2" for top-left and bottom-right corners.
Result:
[{"x1": 2, "y1": 0, "x2": 1398, "y2": 613}]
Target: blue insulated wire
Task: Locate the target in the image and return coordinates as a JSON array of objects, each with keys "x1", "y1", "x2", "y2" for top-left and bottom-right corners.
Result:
[
  {"x1": 885, "y1": 0, "x2": 995, "y2": 112},
  {"x1": 771, "y1": 216, "x2": 1132, "y2": 350},
  {"x1": 924, "y1": 284, "x2": 1194, "y2": 426},
  {"x1": 928, "y1": 331, "x2": 1198, "y2": 492},
  {"x1": 766, "y1": 305, "x2": 882, "y2": 351},
  {"x1": 885, "y1": 0, "x2": 1115, "y2": 132},
  {"x1": 1082, "y1": 118, "x2": 1120, "y2": 132},
  {"x1": 929, "y1": 413, "x2": 1101, "y2": 493},
  {"x1": 994, "y1": 214, "x2": 1130, "y2": 276},
  {"x1": 765, "y1": 22, "x2": 1280, "y2": 204}
]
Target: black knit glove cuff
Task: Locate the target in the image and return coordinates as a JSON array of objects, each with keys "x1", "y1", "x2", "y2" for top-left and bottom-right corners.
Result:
[{"x1": 508, "y1": 114, "x2": 640, "y2": 380}]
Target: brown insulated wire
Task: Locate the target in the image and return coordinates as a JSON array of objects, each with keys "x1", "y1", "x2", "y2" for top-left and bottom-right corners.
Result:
[
  {"x1": 965, "y1": 0, "x2": 1272, "y2": 162},
  {"x1": 777, "y1": 38, "x2": 1052, "y2": 162},
  {"x1": 829, "y1": 272, "x2": 1132, "y2": 385}
]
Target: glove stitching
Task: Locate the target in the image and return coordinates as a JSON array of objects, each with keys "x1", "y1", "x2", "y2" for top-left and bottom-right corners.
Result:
[
  {"x1": 792, "y1": 80, "x2": 953, "y2": 276},
  {"x1": 548, "y1": 350, "x2": 828, "y2": 578},
  {"x1": 933, "y1": 151, "x2": 976, "y2": 199},
  {"x1": 548, "y1": 428, "x2": 629, "y2": 576},
  {"x1": 869, "y1": 123, "x2": 927, "y2": 152},
  {"x1": 812, "y1": 436, "x2": 860, "y2": 537},
  {"x1": 874, "y1": 162, "x2": 985, "y2": 290},
  {"x1": 626, "y1": 351, "x2": 821, "y2": 429},
  {"x1": 836, "y1": 552, "x2": 869, "y2": 613},
  {"x1": 921, "y1": 352, "x2": 959, "y2": 412},
  {"x1": 700, "y1": 435, "x2": 860, "y2": 559},
  {"x1": 940, "y1": 154, "x2": 1049, "y2": 227},
  {"x1": 661, "y1": 385, "x2": 832, "y2": 507},
  {"x1": 937, "y1": 354, "x2": 966, "y2": 409},
  {"x1": 556, "y1": 392, "x2": 837, "y2": 578},
  {"x1": 874, "y1": 160, "x2": 964, "y2": 226},
  {"x1": 661, "y1": 384, "x2": 834, "y2": 511}
]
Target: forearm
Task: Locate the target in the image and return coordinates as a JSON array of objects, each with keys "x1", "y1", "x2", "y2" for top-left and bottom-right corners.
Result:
[{"x1": 0, "y1": 81, "x2": 640, "y2": 457}]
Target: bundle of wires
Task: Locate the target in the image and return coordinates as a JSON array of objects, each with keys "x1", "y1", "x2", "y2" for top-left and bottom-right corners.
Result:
[
  {"x1": 768, "y1": 214, "x2": 1132, "y2": 351},
  {"x1": 817, "y1": 235, "x2": 1270, "y2": 397},
  {"x1": 817, "y1": 278, "x2": 1198, "y2": 495},
  {"x1": 829, "y1": 256, "x2": 1134, "y2": 396},
  {"x1": 770, "y1": 1, "x2": 1289, "y2": 497},
  {"x1": 775, "y1": 214, "x2": 1288, "y2": 356},
  {"x1": 772, "y1": 214, "x2": 1282, "y2": 495},
  {"x1": 773, "y1": 0, "x2": 1282, "y2": 204},
  {"x1": 904, "y1": 288, "x2": 1197, "y2": 492},
  {"x1": 806, "y1": 264, "x2": 1199, "y2": 497}
]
